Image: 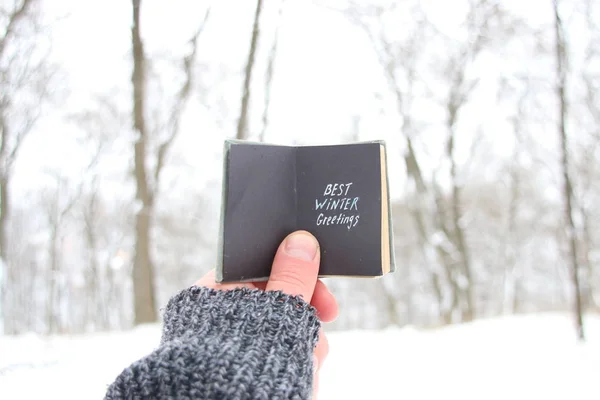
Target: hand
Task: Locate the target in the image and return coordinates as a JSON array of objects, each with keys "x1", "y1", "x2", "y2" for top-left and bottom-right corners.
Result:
[{"x1": 195, "y1": 230, "x2": 338, "y2": 398}]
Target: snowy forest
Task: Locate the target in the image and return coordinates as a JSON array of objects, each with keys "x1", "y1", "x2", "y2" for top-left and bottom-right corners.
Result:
[{"x1": 0, "y1": 0, "x2": 599, "y2": 343}]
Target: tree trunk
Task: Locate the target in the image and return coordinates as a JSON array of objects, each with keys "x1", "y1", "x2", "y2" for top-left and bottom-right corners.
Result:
[
  {"x1": 553, "y1": 0, "x2": 585, "y2": 341},
  {"x1": 0, "y1": 174, "x2": 9, "y2": 333},
  {"x1": 236, "y1": 0, "x2": 264, "y2": 140},
  {"x1": 579, "y1": 203, "x2": 595, "y2": 309},
  {"x1": 131, "y1": 0, "x2": 157, "y2": 325},
  {"x1": 83, "y1": 188, "x2": 100, "y2": 330},
  {"x1": 501, "y1": 162, "x2": 519, "y2": 315},
  {"x1": 447, "y1": 127, "x2": 475, "y2": 321},
  {"x1": 431, "y1": 180, "x2": 463, "y2": 323},
  {"x1": 0, "y1": 0, "x2": 49, "y2": 333},
  {"x1": 0, "y1": 175, "x2": 8, "y2": 265},
  {"x1": 47, "y1": 224, "x2": 59, "y2": 333},
  {"x1": 406, "y1": 147, "x2": 457, "y2": 325}
]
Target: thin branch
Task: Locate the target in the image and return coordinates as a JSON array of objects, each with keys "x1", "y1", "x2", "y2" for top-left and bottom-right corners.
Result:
[
  {"x1": 236, "y1": 0, "x2": 264, "y2": 140},
  {"x1": 0, "y1": 0, "x2": 37, "y2": 60},
  {"x1": 153, "y1": 7, "x2": 210, "y2": 187},
  {"x1": 553, "y1": 0, "x2": 585, "y2": 341}
]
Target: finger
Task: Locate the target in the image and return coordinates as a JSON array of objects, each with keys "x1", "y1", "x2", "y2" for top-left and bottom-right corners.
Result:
[
  {"x1": 314, "y1": 330, "x2": 329, "y2": 370},
  {"x1": 266, "y1": 231, "x2": 320, "y2": 301},
  {"x1": 253, "y1": 281, "x2": 267, "y2": 291},
  {"x1": 194, "y1": 269, "x2": 218, "y2": 288},
  {"x1": 311, "y1": 280, "x2": 339, "y2": 323}
]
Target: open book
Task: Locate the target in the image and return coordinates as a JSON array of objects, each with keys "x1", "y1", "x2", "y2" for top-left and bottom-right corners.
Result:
[{"x1": 216, "y1": 140, "x2": 395, "y2": 282}]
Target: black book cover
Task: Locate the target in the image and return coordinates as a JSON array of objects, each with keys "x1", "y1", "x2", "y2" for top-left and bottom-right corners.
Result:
[{"x1": 216, "y1": 140, "x2": 395, "y2": 283}]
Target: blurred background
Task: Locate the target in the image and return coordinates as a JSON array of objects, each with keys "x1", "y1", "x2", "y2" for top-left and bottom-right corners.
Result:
[
  {"x1": 0, "y1": 0, "x2": 599, "y2": 397},
  {"x1": 1, "y1": 0, "x2": 599, "y2": 336}
]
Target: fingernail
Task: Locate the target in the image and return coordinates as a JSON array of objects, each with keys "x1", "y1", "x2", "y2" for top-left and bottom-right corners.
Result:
[{"x1": 285, "y1": 232, "x2": 318, "y2": 261}]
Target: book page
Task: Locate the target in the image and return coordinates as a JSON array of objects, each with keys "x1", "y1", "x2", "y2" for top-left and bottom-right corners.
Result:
[
  {"x1": 218, "y1": 142, "x2": 296, "y2": 282},
  {"x1": 295, "y1": 143, "x2": 383, "y2": 277}
]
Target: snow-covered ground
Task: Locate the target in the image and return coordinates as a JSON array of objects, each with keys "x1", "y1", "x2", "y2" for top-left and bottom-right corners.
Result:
[{"x1": 1, "y1": 313, "x2": 598, "y2": 399}]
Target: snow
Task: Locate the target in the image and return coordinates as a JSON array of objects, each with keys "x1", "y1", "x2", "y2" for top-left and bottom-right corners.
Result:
[{"x1": 1, "y1": 313, "x2": 599, "y2": 399}]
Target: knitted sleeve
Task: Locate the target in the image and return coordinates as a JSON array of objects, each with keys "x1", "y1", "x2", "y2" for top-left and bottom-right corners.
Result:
[{"x1": 104, "y1": 286, "x2": 321, "y2": 400}]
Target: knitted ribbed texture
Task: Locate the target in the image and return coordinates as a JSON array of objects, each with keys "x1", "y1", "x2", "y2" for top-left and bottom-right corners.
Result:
[{"x1": 105, "y1": 286, "x2": 321, "y2": 399}]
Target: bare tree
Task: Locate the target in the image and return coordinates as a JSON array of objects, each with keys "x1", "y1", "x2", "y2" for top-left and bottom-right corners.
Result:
[
  {"x1": 432, "y1": 0, "x2": 516, "y2": 321},
  {"x1": 42, "y1": 133, "x2": 107, "y2": 333},
  {"x1": 42, "y1": 173, "x2": 82, "y2": 333},
  {"x1": 0, "y1": 203, "x2": 41, "y2": 334},
  {"x1": 79, "y1": 178, "x2": 132, "y2": 331},
  {"x1": 130, "y1": 0, "x2": 156, "y2": 324},
  {"x1": 494, "y1": 76, "x2": 535, "y2": 315},
  {"x1": 553, "y1": 0, "x2": 585, "y2": 340},
  {"x1": 502, "y1": 95, "x2": 525, "y2": 315},
  {"x1": 68, "y1": 95, "x2": 131, "y2": 331},
  {"x1": 81, "y1": 177, "x2": 102, "y2": 329},
  {"x1": 581, "y1": 0, "x2": 600, "y2": 311},
  {"x1": 0, "y1": 0, "x2": 53, "y2": 332},
  {"x1": 130, "y1": 0, "x2": 208, "y2": 324},
  {"x1": 341, "y1": 1, "x2": 463, "y2": 324},
  {"x1": 336, "y1": 0, "x2": 525, "y2": 324},
  {"x1": 236, "y1": 0, "x2": 264, "y2": 140}
]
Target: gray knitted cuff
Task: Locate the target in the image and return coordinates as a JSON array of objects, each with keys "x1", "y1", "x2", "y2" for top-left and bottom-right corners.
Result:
[
  {"x1": 106, "y1": 286, "x2": 321, "y2": 399},
  {"x1": 158, "y1": 286, "x2": 320, "y2": 398},
  {"x1": 161, "y1": 286, "x2": 320, "y2": 345}
]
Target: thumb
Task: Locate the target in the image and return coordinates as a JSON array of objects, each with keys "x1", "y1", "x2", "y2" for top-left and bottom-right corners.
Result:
[{"x1": 266, "y1": 231, "x2": 320, "y2": 302}]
